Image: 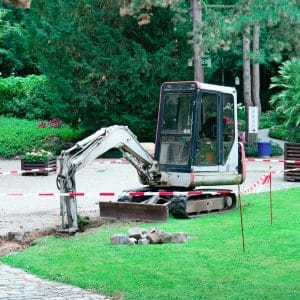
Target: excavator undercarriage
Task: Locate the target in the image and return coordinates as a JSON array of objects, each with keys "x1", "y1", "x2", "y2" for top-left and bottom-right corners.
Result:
[{"x1": 99, "y1": 187, "x2": 236, "y2": 221}]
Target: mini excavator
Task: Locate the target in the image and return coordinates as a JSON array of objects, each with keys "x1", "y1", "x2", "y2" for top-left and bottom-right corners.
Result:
[{"x1": 57, "y1": 81, "x2": 246, "y2": 233}]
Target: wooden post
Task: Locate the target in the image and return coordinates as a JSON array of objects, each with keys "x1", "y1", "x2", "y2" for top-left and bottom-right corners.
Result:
[
  {"x1": 269, "y1": 166, "x2": 273, "y2": 225},
  {"x1": 238, "y1": 185, "x2": 245, "y2": 253}
]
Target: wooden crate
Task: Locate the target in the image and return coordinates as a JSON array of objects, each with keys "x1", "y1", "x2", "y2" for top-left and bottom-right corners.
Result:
[
  {"x1": 21, "y1": 158, "x2": 57, "y2": 176},
  {"x1": 284, "y1": 143, "x2": 300, "y2": 182}
]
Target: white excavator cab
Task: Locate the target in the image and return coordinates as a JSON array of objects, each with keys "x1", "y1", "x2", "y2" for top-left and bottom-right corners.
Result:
[{"x1": 155, "y1": 81, "x2": 245, "y2": 188}]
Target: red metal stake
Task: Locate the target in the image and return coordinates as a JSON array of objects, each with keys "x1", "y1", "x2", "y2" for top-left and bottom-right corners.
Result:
[{"x1": 238, "y1": 185, "x2": 245, "y2": 253}]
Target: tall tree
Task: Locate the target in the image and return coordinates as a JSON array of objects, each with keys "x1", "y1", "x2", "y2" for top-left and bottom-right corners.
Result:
[
  {"x1": 191, "y1": 0, "x2": 204, "y2": 81},
  {"x1": 25, "y1": 0, "x2": 192, "y2": 139},
  {"x1": 121, "y1": 0, "x2": 205, "y2": 81},
  {"x1": 201, "y1": 0, "x2": 299, "y2": 143},
  {"x1": 252, "y1": 24, "x2": 260, "y2": 115},
  {"x1": 2, "y1": 0, "x2": 31, "y2": 9}
]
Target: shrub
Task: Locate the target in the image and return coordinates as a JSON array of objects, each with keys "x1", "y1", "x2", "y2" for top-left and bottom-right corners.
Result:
[
  {"x1": 259, "y1": 112, "x2": 278, "y2": 129},
  {"x1": 23, "y1": 149, "x2": 54, "y2": 161},
  {"x1": 0, "y1": 75, "x2": 53, "y2": 120},
  {"x1": 245, "y1": 142, "x2": 283, "y2": 157},
  {"x1": 269, "y1": 126, "x2": 300, "y2": 143},
  {"x1": 237, "y1": 103, "x2": 246, "y2": 131},
  {"x1": 0, "y1": 117, "x2": 84, "y2": 158},
  {"x1": 271, "y1": 142, "x2": 283, "y2": 156},
  {"x1": 245, "y1": 144, "x2": 258, "y2": 157},
  {"x1": 270, "y1": 58, "x2": 300, "y2": 128},
  {"x1": 268, "y1": 126, "x2": 287, "y2": 140}
]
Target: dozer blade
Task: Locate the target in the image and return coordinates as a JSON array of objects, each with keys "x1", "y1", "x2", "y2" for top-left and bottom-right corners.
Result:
[{"x1": 99, "y1": 201, "x2": 168, "y2": 222}]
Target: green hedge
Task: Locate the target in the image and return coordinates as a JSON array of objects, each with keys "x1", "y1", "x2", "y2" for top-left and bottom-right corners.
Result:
[
  {"x1": 0, "y1": 117, "x2": 83, "y2": 158},
  {"x1": 269, "y1": 126, "x2": 300, "y2": 143},
  {"x1": 0, "y1": 75, "x2": 53, "y2": 120}
]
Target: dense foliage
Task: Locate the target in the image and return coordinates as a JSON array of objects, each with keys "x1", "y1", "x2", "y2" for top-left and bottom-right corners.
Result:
[
  {"x1": 121, "y1": 0, "x2": 300, "y2": 112},
  {"x1": 269, "y1": 126, "x2": 300, "y2": 143},
  {"x1": 270, "y1": 58, "x2": 300, "y2": 128},
  {"x1": 0, "y1": 117, "x2": 83, "y2": 158},
  {"x1": 0, "y1": 75, "x2": 53, "y2": 119},
  {"x1": 0, "y1": 0, "x2": 299, "y2": 144},
  {"x1": 24, "y1": 0, "x2": 192, "y2": 140},
  {"x1": 0, "y1": 2, "x2": 37, "y2": 76}
]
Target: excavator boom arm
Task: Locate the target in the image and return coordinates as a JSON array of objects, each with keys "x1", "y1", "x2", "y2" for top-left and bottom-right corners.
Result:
[{"x1": 57, "y1": 125, "x2": 160, "y2": 233}]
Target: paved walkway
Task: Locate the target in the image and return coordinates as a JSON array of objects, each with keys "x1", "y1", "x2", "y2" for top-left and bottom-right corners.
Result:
[
  {"x1": 258, "y1": 128, "x2": 286, "y2": 149},
  {"x1": 0, "y1": 263, "x2": 110, "y2": 299}
]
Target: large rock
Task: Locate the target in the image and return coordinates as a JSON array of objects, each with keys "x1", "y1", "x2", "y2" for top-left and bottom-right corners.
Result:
[
  {"x1": 138, "y1": 238, "x2": 150, "y2": 245},
  {"x1": 110, "y1": 234, "x2": 132, "y2": 245},
  {"x1": 146, "y1": 228, "x2": 163, "y2": 244},
  {"x1": 157, "y1": 230, "x2": 172, "y2": 243},
  {"x1": 128, "y1": 227, "x2": 147, "y2": 240},
  {"x1": 146, "y1": 228, "x2": 172, "y2": 244},
  {"x1": 110, "y1": 228, "x2": 188, "y2": 245}
]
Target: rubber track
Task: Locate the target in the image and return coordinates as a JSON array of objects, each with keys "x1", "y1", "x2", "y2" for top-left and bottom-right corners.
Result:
[{"x1": 119, "y1": 187, "x2": 237, "y2": 219}]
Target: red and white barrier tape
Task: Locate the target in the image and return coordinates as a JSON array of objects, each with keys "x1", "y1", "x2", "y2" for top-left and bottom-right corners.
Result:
[
  {"x1": 1, "y1": 167, "x2": 299, "y2": 198},
  {"x1": 0, "y1": 160, "x2": 128, "y2": 176},
  {"x1": 95, "y1": 158, "x2": 300, "y2": 165},
  {"x1": 1, "y1": 158, "x2": 299, "y2": 176},
  {"x1": 97, "y1": 158, "x2": 300, "y2": 164},
  {"x1": 0, "y1": 167, "x2": 58, "y2": 176},
  {"x1": 241, "y1": 167, "x2": 300, "y2": 194},
  {"x1": 242, "y1": 173, "x2": 270, "y2": 194},
  {"x1": 0, "y1": 190, "x2": 233, "y2": 198},
  {"x1": 246, "y1": 158, "x2": 300, "y2": 164},
  {"x1": 270, "y1": 167, "x2": 300, "y2": 175}
]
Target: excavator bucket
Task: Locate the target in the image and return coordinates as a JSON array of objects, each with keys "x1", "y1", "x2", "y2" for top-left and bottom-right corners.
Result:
[{"x1": 99, "y1": 201, "x2": 169, "y2": 222}]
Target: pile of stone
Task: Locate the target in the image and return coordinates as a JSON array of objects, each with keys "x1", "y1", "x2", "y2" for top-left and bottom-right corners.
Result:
[{"x1": 110, "y1": 227, "x2": 188, "y2": 245}]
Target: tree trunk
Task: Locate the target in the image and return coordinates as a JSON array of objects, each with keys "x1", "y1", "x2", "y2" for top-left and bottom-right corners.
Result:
[
  {"x1": 243, "y1": 25, "x2": 252, "y2": 109},
  {"x1": 192, "y1": 0, "x2": 204, "y2": 82},
  {"x1": 252, "y1": 24, "x2": 261, "y2": 120},
  {"x1": 243, "y1": 25, "x2": 256, "y2": 145},
  {"x1": 3, "y1": 0, "x2": 31, "y2": 8}
]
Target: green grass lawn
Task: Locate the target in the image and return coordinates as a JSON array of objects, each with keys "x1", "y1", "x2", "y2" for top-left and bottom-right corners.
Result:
[{"x1": 1, "y1": 188, "x2": 300, "y2": 299}]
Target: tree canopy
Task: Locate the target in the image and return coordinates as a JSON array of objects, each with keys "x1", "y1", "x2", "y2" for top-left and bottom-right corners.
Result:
[
  {"x1": 1, "y1": 0, "x2": 299, "y2": 141},
  {"x1": 24, "y1": 0, "x2": 192, "y2": 140},
  {"x1": 0, "y1": 2, "x2": 36, "y2": 76}
]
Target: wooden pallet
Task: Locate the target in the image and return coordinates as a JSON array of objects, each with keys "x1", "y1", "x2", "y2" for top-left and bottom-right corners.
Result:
[
  {"x1": 21, "y1": 158, "x2": 57, "y2": 176},
  {"x1": 284, "y1": 143, "x2": 300, "y2": 182}
]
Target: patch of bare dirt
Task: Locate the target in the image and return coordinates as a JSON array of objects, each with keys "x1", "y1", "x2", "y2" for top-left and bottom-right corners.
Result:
[
  {"x1": 0, "y1": 241, "x2": 26, "y2": 256},
  {"x1": 0, "y1": 228, "x2": 57, "y2": 257},
  {"x1": 0, "y1": 216, "x2": 113, "y2": 256}
]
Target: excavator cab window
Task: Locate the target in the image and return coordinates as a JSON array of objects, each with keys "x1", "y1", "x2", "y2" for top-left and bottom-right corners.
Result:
[
  {"x1": 197, "y1": 92, "x2": 218, "y2": 165},
  {"x1": 158, "y1": 92, "x2": 194, "y2": 168},
  {"x1": 222, "y1": 94, "x2": 235, "y2": 163},
  {"x1": 196, "y1": 92, "x2": 235, "y2": 166}
]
